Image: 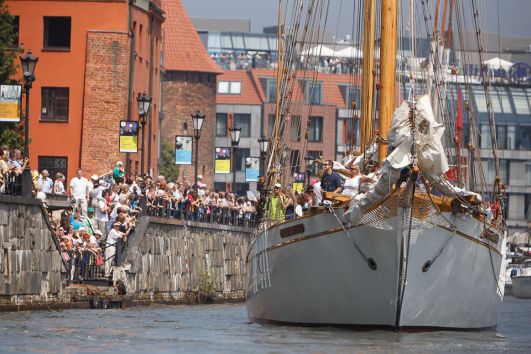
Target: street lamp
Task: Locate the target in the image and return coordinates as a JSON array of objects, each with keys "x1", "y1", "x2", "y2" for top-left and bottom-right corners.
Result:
[
  {"x1": 304, "y1": 155, "x2": 314, "y2": 189},
  {"x1": 19, "y1": 50, "x2": 38, "y2": 198},
  {"x1": 137, "y1": 93, "x2": 152, "y2": 176},
  {"x1": 258, "y1": 136, "x2": 268, "y2": 188},
  {"x1": 137, "y1": 93, "x2": 151, "y2": 214},
  {"x1": 229, "y1": 126, "x2": 241, "y2": 194},
  {"x1": 191, "y1": 111, "x2": 205, "y2": 188}
]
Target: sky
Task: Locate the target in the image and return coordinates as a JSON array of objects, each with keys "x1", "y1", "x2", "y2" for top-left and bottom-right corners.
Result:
[{"x1": 182, "y1": 0, "x2": 531, "y2": 38}]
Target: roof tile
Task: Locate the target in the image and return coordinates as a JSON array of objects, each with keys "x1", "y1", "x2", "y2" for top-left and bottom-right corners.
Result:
[{"x1": 162, "y1": 0, "x2": 222, "y2": 74}]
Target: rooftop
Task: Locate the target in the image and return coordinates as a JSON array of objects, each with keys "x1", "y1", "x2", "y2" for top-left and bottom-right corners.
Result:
[{"x1": 162, "y1": 0, "x2": 222, "y2": 74}]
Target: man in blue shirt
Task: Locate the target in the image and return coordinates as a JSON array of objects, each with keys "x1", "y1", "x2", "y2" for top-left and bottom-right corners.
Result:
[
  {"x1": 38, "y1": 170, "x2": 54, "y2": 194},
  {"x1": 321, "y1": 160, "x2": 342, "y2": 193}
]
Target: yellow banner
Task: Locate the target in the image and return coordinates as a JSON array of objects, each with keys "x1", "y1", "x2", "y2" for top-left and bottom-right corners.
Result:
[
  {"x1": 119, "y1": 135, "x2": 138, "y2": 152},
  {"x1": 0, "y1": 85, "x2": 22, "y2": 122},
  {"x1": 215, "y1": 159, "x2": 231, "y2": 174},
  {"x1": 0, "y1": 102, "x2": 20, "y2": 122},
  {"x1": 292, "y1": 182, "x2": 304, "y2": 193}
]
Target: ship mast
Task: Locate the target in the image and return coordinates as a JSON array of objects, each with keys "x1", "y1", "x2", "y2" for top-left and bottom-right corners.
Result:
[
  {"x1": 377, "y1": 0, "x2": 398, "y2": 162},
  {"x1": 360, "y1": 0, "x2": 375, "y2": 154}
]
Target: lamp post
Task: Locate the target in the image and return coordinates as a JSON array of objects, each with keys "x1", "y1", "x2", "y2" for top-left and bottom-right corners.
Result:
[
  {"x1": 229, "y1": 126, "x2": 241, "y2": 194},
  {"x1": 304, "y1": 155, "x2": 313, "y2": 190},
  {"x1": 137, "y1": 93, "x2": 151, "y2": 214},
  {"x1": 19, "y1": 50, "x2": 38, "y2": 198},
  {"x1": 191, "y1": 111, "x2": 205, "y2": 189},
  {"x1": 258, "y1": 136, "x2": 268, "y2": 189}
]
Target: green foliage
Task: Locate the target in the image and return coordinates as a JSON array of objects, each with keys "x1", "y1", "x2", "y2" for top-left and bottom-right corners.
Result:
[
  {"x1": 159, "y1": 138, "x2": 179, "y2": 181},
  {"x1": 0, "y1": 122, "x2": 23, "y2": 149},
  {"x1": 0, "y1": 1, "x2": 22, "y2": 149},
  {"x1": 0, "y1": 0, "x2": 17, "y2": 84},
  {"x1": 198, "y1": 269, "x2": 215, "y2": 299}
]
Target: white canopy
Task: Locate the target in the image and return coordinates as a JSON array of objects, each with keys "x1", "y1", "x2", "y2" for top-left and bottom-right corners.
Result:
[
  {"x1": 334, "y1": 46, "x2": 363, "y2": 59},
  {"x1": 483, "y1": 57, "x2": 513, "y2": 71},
  {"x1": 300, "y1": 45, "x2": 336, "y2": 57}
]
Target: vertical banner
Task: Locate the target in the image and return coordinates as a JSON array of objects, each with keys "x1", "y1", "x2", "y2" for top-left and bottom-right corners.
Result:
[
  {"x1": 119, "y1": 121, "x2": 139, "y2": 152},
  {"x1": 214, "y1": 147, "x2": 231, "y2": 174},
  {"x1": 175, "y1": 136, "x2": 193, "y2": 165},
  {"x1": 292, "y1": 173, "x2": 305, "y2": 193},
  {"x1": 0, "y1": 85, "x2": 22, "y2": 122},
  {"x1": 245, "y1": 157, "x2": 260, "y2": 182}
]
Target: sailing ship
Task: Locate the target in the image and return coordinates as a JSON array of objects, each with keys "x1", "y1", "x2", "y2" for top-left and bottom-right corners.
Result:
[{"x1": 246, "y1": 0, "x2": 507, "y2": 329}]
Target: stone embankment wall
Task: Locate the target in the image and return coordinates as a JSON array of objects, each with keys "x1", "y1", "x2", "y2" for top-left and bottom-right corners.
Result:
[
  {"x1": 116, "y1": 217, "x2": 251, "y2": 302},
  {"x1": 0, "y1": 197, "x2": 252, "y2": 308},
  {"x1": 0, "y1": 196, "x2": 66, "y2": 305}
]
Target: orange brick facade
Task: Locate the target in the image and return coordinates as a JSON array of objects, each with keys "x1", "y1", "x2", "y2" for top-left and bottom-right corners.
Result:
[
  {"x1": 6, "y1": 0, "x2": 163, "y2": 181},
  {"x1": 80, "y1": 31, "x2": 131, "y2": 175}
]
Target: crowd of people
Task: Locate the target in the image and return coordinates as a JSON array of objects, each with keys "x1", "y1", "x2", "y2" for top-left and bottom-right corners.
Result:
[
  {"x1": 266, "y1": 158, "x2": 380, "y2": 223},
  {"x1": 0, "y1": 144, "x2": 261, "y2": 281}
]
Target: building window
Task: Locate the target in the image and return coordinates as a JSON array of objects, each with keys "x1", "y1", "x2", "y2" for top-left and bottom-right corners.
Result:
[
  {"x1": 484, "y1": 159, "x2": 509, "y2": 185},
  {"x1": 267, "y1": 79, "x2": 278, "y2": 103},
  {"x1": 496, "y1": 125, "x2": 516, "y2": 150},
  {"x1": 517, "y1": 126, "x2": 531, "y2": 150},
  {"x1": 235, "y1": 148, "x2": 250, "y2": 171},
  {"x1": 43, "y1": 17, "x2": 71, "y2": 49},
  {"x1": 290, "y1": 115, "x2": 301, "y2": 142},
  {"x1": 307, "y1": 150, "x2": 322, "y2": 176},
  {"x1": 216, "y1": 113, "x2": 227, "y2": 137},
  {"x1": 339, "y1": 84, "x2": 361, "y2": 107},
  {"x1": 337, "y1": 118, "x2": 358, "y2": 146},
  {"x1": 11, "y1": 16, "x2": 19, "y2": 47},
  {"x1": 38, "y1": 156, "x2": 68, "y2": 182},
  {"x1": 234, "y1": 113, "x2": 251, "y2": 137},
  {"x1": 290, "y1": 149, "x2": 300, "y2": 174},
  {"x1": 41, "y1": 87, "x2": 69, "y2": 121},
  {"x1": 218, "y1": 81, "x2": 241, "y2": 94},
  {"x1": 214, "y1": 182, "x2": 226, "y2": 192},
  {"x1": 525, "y1": 194, "x2": 531, "y2": 220},
  {"x1": 302, "y1": 80, "x2": 322, "y2": 105},
  {"x1": 525, "y1": 163, "x2": 531, "y2": 187},
  {"x1": 308, "y1": 116, "x2": 323, "y2": 142},
  {"x1": 268, "y1": 114, "x2": 275, "y2": 137},
  {"x1": 259, "y1": 78, "x2": 277, "y2": 103},
  {"x1": 480, "y1": 125, "x2": 492, "y2": 149},
  {"x1": 234, "y1": 182, "x2": 250, "y2": 196}
]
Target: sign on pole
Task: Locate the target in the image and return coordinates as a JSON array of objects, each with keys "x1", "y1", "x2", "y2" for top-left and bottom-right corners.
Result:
[
  {"x1": 175, "y1": 136, "x2": 193, "y2": 165},
  {"x1": 291, "y1": 173, "x2": 305, "y2": 193},
  {"x1": 0, "y1": 85, "x2": 22, "y2": 122},
  {"x1": 119, "y1": 120, "x2": 139, "y2": 152},
  {"x1": 245, "y1": 157, "x2": 260, "y2": 182},
  {"x1": 214, "y1": 147, "x2": 231, "y2": 174}
]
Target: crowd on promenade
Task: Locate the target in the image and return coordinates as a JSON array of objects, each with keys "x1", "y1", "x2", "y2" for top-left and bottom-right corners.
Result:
[{"x1": 0, "y1": 144, "x2": 260, "y2": 280}]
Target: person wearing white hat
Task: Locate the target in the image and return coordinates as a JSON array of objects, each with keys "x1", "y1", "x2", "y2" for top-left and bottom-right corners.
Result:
[
  {"x1": 269, "y1": 183, "x2": 288, "y2": 223},
  {"x1": 105, "y1": 222, "x2": 124, "y2": 276},
  {"x1": 113, "y1": 161, "x2": 125, "y2": 184},
  {"x1": 196, "y1": 175, "x2": 206, "y2": 189}
]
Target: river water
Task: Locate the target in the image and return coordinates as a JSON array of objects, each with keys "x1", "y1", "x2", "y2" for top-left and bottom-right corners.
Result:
[{"x1": 0, "y1": 296, "x2": 529, "y2": 353}]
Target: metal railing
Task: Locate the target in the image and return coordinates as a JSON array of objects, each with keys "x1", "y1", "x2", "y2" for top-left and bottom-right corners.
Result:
[
  {"x1": 3, "y1": 172, "x2": 22, "y2": 196},
  {"x1": 146, "y1": 198, "x2": 258, "y2": 228}
]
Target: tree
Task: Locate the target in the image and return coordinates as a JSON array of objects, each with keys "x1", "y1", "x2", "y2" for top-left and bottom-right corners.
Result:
[
  {"x1": 0, "y1": 0, "x2": 22, "y2": 149},
  {"x1": 0, "y1": 0, "x2": 17, "y2": 84},
  {"x1": 159, "y1": 139, "x2": 179, "y2": 182}
]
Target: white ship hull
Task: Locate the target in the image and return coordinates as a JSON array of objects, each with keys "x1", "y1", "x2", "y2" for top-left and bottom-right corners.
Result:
[{"x1": 246, "y1": 208, "x2": 505, "y2": 329}]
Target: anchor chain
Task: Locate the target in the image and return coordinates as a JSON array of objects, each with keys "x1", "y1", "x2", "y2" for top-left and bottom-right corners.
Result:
[{"x1": 325, "y1": 202, "x2": 377, "y2": 270}]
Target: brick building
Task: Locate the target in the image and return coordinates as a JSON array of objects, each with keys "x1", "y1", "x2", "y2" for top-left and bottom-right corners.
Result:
[
  {"x1": 6, "y1": 0, "x2": 164, "y2": 181},
  {"x1": 160, "y1": 0, "x2": 222, "y2": 187},
  {"x1": 216, "y1": 68, "x2": 362, "y2": 192}
]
